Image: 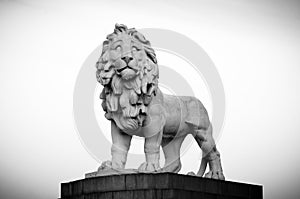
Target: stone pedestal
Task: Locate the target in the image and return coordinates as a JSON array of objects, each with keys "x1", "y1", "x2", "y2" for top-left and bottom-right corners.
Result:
[{"x1": 60, "y1": 173, "x2": 263, "y2": 199}]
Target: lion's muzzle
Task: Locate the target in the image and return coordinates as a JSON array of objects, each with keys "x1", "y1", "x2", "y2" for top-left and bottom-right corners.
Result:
[{"x1": 117, "y1": 66, "x2": 138, "y2": 80}]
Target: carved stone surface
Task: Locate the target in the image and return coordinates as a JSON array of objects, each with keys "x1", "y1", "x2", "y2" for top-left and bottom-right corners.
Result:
[
  {"x1": 61, "y1": 173, "x2": 263, "y2": 199},
  {"x1": 95, "y1": 24, "x2": 224, "y2": 179}
]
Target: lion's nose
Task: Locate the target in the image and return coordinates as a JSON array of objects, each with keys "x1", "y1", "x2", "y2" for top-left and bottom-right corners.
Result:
[{"x1": 121, "y1": 56, "x2": 133, "y2": 64}]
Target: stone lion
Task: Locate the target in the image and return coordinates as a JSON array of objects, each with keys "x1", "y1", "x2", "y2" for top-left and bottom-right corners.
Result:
[{"x1": 95, "y1": 24, "x2": 224, "y2": 180}]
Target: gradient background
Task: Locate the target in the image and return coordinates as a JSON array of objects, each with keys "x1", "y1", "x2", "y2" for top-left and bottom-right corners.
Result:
[{"x1": 1, "y1": 0, "x2": 300, "y2": 199}]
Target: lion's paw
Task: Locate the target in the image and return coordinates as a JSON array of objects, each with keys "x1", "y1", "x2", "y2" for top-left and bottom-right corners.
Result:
[
  {"x1": 204, "y1": 170, "x2": 225, "y2": 180},
  {"x1": 97, "y1": 160, "x2": 112, "y2": 171},
  {"x1": 98, "y1": 160, "x2": 125, "y2": 172},
  {"x1": 187, "y1": 171, "x2": 196, "y2": 176},
  {"x1": 138, "y1": 162, "x2": 160, "y2": 172}
]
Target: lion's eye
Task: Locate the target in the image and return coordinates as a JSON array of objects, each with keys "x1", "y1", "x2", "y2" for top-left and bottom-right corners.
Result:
[
  {"x1": 114, "y1": 45, "x2": 121, "y2": 50},
  {"x1": 132, "y1": 46, "x2": 140, "y2": 52}
]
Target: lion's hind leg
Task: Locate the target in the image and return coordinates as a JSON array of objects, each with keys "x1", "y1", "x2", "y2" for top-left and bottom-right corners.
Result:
[
  {"x1": 194, "y1": 124, "x2": 225, "y2": 180},
  {"x1": 161, "y1": 136, "x2": 185, "y2": 173}
]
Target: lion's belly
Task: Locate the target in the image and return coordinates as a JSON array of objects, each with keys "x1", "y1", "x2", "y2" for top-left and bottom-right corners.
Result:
[{"x1": 162, "y1": 94, "x2": 187, "y2": 138}]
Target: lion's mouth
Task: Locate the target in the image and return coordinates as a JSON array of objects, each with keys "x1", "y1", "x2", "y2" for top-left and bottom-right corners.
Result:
[
  {"x1": 117, "y1": 66, "x2": 138, "y2": 80},
  {"x1": 116, "y1": 65, "x2": 138, "y2": 73}
]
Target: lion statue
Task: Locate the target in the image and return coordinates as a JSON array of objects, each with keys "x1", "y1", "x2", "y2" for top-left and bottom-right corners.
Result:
[{"x1": 95, "y1": 24, "x2": 224, "y2": 180}]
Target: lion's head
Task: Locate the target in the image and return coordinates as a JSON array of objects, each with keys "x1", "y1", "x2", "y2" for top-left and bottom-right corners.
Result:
[{"x1": 96, "y1": 24, "x2": 159, "y2": 131}]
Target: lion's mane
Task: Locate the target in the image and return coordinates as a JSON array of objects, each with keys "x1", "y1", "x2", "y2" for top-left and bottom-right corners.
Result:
[{"x1": 96, "y1": 24, "x2": 159, "y2": 130}]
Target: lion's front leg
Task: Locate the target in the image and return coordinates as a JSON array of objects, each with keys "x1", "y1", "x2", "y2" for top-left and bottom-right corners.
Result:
[
  {"x1": 107, "y1": 121, "x2": 132, "y2": 170},
  {"x1": 138, "y1": 130, "x2": 163, "y2": 172}
]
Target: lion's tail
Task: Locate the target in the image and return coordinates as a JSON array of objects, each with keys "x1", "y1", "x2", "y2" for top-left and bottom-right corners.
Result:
[{"x1": 197, "y1": 157, "x2": 208, "y2": 177}]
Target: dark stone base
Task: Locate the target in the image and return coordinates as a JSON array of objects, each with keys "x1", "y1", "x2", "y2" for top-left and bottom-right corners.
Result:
[{"x1": 60, "y1": 173, "x2": 263, "y2": 199}]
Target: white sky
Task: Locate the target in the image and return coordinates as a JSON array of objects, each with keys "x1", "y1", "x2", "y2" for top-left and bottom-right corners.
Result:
[{"x1": 0, "y1": 0, "x2": 300, "y2": 199}]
